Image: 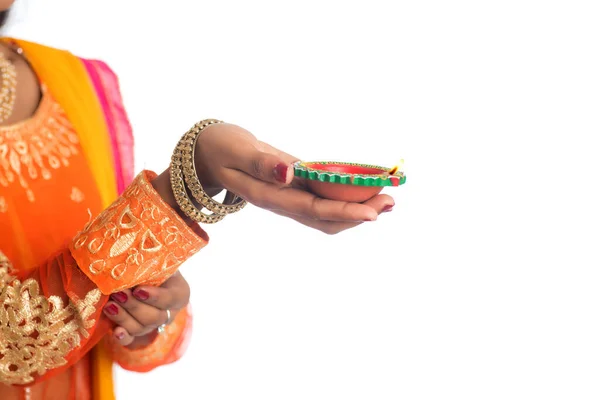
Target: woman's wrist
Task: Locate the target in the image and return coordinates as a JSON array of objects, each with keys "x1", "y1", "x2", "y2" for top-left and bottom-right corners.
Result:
[
  {"x1": 153, "y1": 120, "x2": 249, "y2": 225},
  {"x1": 192, "y1": 123, "x2": 227, "y2": 194},
  {"x1": 151, "y1": 169, "x2": 187, "y2": 220},
  {"x1": 151, "y1": 168, "x2": 222, "y2": 223}
]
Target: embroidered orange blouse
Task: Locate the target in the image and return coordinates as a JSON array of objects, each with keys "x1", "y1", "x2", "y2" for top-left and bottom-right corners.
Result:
[{"x1": 0, "y1": 84, "x2": 204, "y2": 398}]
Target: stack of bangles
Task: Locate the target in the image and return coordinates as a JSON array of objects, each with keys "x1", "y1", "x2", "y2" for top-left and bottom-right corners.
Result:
[
  {"x1": 155, "y1": 119, "x2": 246, "y2": 334},
  {"x1": 169, "y1": 119, "x2": 247, "y2": 224}
]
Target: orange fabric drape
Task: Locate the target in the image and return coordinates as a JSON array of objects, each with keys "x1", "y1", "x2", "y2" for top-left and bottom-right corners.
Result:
[
  {"x1": 1, "y1": 38, "x2": 200, "y2": 400},
  {"x1": 0, "y1": 170, "x2": 206, "y2": 397},
  {"x1": 2, "y1": 37, "x2": 119, "y2": 400}
]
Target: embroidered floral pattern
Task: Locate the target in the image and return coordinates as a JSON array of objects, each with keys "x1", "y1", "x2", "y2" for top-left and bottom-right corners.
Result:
[
  {"x1": 69, "y1": 171, "x2": 207, "y2": 295},
  {"x1": 0, "y1": 251, "x2": 102, "y2": 385},
  {"x1": 0, "y1": 87, "x2": 81, "y2": 203}
]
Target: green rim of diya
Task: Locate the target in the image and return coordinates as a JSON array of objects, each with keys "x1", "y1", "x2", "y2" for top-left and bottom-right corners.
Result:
[{"x1": 293, "y1": 161, "x2": 407, "y2": 187}]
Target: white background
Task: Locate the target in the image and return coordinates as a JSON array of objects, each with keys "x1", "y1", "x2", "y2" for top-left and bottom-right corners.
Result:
[{"x1": 5, "y1": 1, "x2": 600, "y2": 399}]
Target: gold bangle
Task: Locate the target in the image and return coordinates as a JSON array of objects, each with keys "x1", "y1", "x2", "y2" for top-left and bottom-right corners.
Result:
[
  {"x1": 181, "y1": 120, "x2": 247, "y2": 216},
  {"x1": 170, "y1": 151, "x2": 225, "y2": 224},
  {"x1": 169, "y1": 119, "x2": 247, "y2": 224}
]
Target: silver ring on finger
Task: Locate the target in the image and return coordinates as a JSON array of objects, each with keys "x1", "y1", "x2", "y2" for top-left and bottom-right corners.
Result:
[{"x1": 157, "y1": 309, "x2": 171, "y2": 334}]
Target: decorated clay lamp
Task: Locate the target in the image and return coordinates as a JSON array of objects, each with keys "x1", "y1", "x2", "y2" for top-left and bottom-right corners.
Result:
[{"x1": 293, "y1": 160, "x2": 406, "y2": 203}]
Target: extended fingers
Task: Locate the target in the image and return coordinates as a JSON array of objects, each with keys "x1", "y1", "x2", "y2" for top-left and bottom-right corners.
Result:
[
  {"x1": 362, "y1": 193, "x2": 396, "y2": 212},
  {"x1": 270, "y1": 209, "x2": 364, "y2": 234},
  {"x1": 271, "y1": 193, "x2": 396, "y2": 234},
  {"x1": 223, "y1": 168, "x2": 382, "y2": 222}
]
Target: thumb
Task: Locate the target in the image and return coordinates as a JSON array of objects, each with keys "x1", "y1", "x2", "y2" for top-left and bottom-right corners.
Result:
[{"x1": 242, "y1": 150, "x2": 294, "y2": 185}]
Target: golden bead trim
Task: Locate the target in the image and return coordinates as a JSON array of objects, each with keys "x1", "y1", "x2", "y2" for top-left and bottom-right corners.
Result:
[{"x1": 0, "y1": 51, "x2": 17, "y2": 124}]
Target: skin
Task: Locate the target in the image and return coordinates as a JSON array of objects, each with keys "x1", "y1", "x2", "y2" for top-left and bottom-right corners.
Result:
[
  {"x1": 0, "y1": 1, "x2": 13, "y2": 12},
  {"x1": 0, "y1": 10, "x2": 395, "y2": 348},
  {"x1": 105, "y1": 272, "x2": 191, "y2": 348}
]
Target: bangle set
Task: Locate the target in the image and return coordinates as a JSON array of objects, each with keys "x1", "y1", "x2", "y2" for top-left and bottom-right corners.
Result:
[{"x1": 170, "y1": 119, "x2": 246, "y2": 224}]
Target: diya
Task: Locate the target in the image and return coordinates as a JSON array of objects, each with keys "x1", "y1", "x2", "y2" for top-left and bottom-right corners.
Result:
[{"x1": 293, "y1": 160, "x2": 406, "y2": 203}]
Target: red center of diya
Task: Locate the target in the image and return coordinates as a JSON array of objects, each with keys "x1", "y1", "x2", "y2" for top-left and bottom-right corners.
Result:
[{"x1": 305, "y1": 163, "x2": 385, "y2": 175}]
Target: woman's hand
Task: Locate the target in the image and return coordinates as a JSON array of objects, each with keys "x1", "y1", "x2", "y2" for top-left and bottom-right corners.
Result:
[
  {"x1": 102, "y1": 271, "x2": 190, "y2": 348},
  {"x1": 190, "y1": 123, "x2": 395, "y2": 234}
]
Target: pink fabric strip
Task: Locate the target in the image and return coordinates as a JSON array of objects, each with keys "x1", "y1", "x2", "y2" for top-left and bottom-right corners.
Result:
[{"x1": 80, "y1": 58, "x2": 135, "y2": 194}]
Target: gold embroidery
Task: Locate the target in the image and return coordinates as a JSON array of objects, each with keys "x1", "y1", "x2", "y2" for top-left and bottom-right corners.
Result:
[
  {"x1": 87, "y1": 237, "x2": 104, "y2": 254},
  {"x1": 73, "y1": 235, "x2": 88, "y2": 250},
  {"x1": 110, "y1": 232, "x2": 137, "y2": 257},
  {"x1": 89, "y1": 260, "x2": 106, "y2": 275},
  {"x1": 71, "y1": 187, "x2": 85, "y2": 203},
  {"x1": 140, "y1": 231, "x2": 162, "y2": 253},
  {"x1": 0, "y1": 89, "x2": 81, "y2": 203},
  {"x1": 118, "y1": 205, "x2": 138, "y2": 229},
  {"x1": 0, "y1": 251, "x2": 102, "y2": 385},
  {"x1": 125, "y1": 248, "x2": 143, "y2": 266},
  {"x1": 70, "y1": 171, "x2": 207, "y2": 294},
  {"x1": 110, "y1": 263, "x2": 127, "y2": 280},
  {"x1": 0, "y1": 196, "x2": 6, "y2": 213}
]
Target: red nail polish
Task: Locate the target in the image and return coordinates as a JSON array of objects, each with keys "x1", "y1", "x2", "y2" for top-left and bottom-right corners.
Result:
[
  {"x1": 104, "y1": 304, "x2": 118, "y2": 316},
  {"x1": 115, "y1": 331, "x2": 125, "y2": 340},
  {"x1": 133, "y1": 289, "x2": 149, "y2": 300},
  {"x1": 111, "y1": 292, "x2": 128, "y2": 303},
  {"x1": 274, "y1": 163, "x2": 289, "y2": 183},
  {"x1": 383, "y1": 205, "x2": 394, "y2": 212}
]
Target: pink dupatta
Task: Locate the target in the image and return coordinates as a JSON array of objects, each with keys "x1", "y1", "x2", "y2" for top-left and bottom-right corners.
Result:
[{"x1": 80, "y1": 59, "x2": 135, "y2": 194}]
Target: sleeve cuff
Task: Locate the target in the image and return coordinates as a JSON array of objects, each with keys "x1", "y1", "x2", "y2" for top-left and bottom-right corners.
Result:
[{"x1": 69, "y1": 170, "x2": 208, "y2": 295}]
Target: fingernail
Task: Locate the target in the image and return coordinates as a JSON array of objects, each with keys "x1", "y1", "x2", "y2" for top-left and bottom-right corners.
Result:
[
  {"x1": 111, "y1": 292, "x2": 128, "y2": 304},
  {"x1": 115, "y1": 331, "x2": 125, "y2": 340},
  {"x1": 274, "y1": 163, "x2": 289, "y2": 183},
  {"x1": 104, "y1": 304, "x2": 119, "y2": 316},
  {"x1": 133, "y1": 289, "x2": 149, "y2": 300},
  {"x1": 383, "y1": 204, "x2": 394, "y2": 212}
]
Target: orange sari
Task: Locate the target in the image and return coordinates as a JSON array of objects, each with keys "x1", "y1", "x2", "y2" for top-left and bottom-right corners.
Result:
[{"x1": 0, "y1": 38, "x2": 203, "y2": 399}]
